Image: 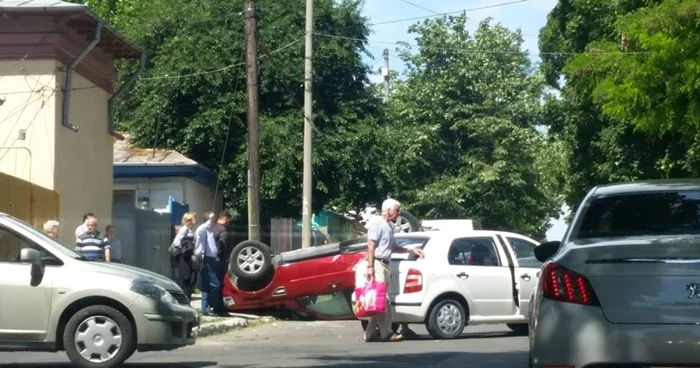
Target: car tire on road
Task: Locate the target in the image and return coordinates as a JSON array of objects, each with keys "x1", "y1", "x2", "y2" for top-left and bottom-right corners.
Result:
[
  {"x1": 506, "y1": 323, "x2": 529, "y2": 336},
  {"x1": 359, "y1": 320, "x2": 400, "y2": 335},
  {"x1": 229, "y1": 240, "x2": 272, "y2": 281},
  {"x1": 63, "y1": 304, "x2": 136, "y2": 368},
  {"x1": 426, "y1": 299, "x2": 467, "y2": 339}
]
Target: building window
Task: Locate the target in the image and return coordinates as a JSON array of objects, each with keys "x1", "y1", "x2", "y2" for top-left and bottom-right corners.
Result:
[{"x1": 113, "y1": 190, "x2": 136, "y2": 207}]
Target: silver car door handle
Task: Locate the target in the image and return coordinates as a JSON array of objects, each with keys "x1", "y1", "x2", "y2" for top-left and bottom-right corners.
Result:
[
  {"x1": 456, "y1": 272, "x2": 469, "y2": 279},
  {"x1": 521, "y1": 274, "x2": 531, "y2": 281}
]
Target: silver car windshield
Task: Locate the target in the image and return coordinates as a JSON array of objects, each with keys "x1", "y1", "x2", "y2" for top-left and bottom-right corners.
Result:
[
  {"x1": 5, "y1": 216, "x2": 83, "y2": 259},
  {"x1": 576, "y1": 190, "x2": 700, "y2": 239}
]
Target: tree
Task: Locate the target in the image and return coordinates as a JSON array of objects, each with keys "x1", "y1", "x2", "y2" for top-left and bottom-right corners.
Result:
[
  {"x1": 71, "y1": 0, "x2": 394, "y2": 219},
  {"x1": 564, "y1": 0, "x2": 700, "y2": 173},
  {"x1": 537, "y1": 0, "x2": 682, "y2": 210},
  {"x1": 385, "y1": 15, "x2": 562, "y2": 237}
]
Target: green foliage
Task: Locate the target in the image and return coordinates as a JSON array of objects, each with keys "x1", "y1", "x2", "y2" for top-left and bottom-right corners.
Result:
[
  {"x1": 73, "y1": 0, "x2": 391, "y2": 219},
  {"x1": 565, "y1": 0, "x2": 700, "y2": 138},
  {"x1": 72, "y1": 0, "x2": 564, "y2": 237},
  {"x1": 537, "y1": 0, "x2": 688, "y2": 210},
  {"x1": 386, "y1": 15, "x2": 562, "y2": 237}
]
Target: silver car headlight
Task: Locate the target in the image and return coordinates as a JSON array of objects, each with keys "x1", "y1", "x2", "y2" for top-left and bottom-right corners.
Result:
[{"x1": 130, "y1": 279, "x2": 177, "y2": 304}]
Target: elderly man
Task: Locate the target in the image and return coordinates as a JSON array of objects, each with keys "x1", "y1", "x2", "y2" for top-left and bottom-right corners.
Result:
[
  {"x1": 194, "y1": 212, "x2": 227, "y2": 316},
  {"x1": 43, "y1": 220, "x2": 60, "y2": 239},
  {"x1": 76, "y1": 216, "x2": 111, "y2": 262},
  {"x1": 364, "y1": 198, "x2": 424, "y2": 342},
  {"x1": 75, "y1": 212, "x2": 95, "y2": 243}
]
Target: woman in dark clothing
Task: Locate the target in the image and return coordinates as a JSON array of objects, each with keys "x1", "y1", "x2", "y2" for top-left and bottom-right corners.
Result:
[{"x1": 168, "y1": 212, "x2": 198, "y2": 301}]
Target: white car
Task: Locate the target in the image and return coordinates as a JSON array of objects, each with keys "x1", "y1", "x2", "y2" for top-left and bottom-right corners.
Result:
[
  {"x1": 359, "y1": 230, "x2": 543, "y2": 339},
  {"x1": 529, "y1": 180, "x2": 700, "y2": 367}
]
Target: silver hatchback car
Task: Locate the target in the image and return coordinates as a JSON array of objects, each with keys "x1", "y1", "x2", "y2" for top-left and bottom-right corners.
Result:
[
  {"x1": 529, "y1": 180, "x2": 700, "y2": 368},
  {"x1": 0, "y1": 213, "x2": 198, "y2": 368}
]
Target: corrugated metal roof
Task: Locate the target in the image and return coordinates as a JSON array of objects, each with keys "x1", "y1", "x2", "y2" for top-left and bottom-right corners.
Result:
[{"x1": 113, "y1": 134, "x2": 199, "y2": 166}]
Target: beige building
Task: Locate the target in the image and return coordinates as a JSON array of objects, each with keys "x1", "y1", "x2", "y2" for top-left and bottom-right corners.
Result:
[{"x1": 0, "y1": 0, "x2": 143, "y2": 245}]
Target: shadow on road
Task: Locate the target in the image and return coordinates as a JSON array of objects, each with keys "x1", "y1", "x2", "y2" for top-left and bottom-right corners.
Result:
[
  {"x1": 220, "y1": 351, "x2": 528, "y2": 368},
  {"x1": 1, "y1": 362, "x2": 216, "y2": 368},
  {"x1": 396, "y1": 329, "x2": 526, "y2": 341}
]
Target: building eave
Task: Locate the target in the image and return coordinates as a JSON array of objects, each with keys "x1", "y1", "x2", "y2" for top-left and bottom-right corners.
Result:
[
  {"x1": 113, "y1": 164, "x2": 216, "y2": 189},
  {"x1": 0, "y1": 3, "x2": 142, "y2": 59}
]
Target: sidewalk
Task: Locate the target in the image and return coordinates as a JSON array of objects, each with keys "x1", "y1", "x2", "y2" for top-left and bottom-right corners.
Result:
[
  {"x1": 191, "y1": 294, "x2": 275, "y2": 338},
  {"x1": 190, "y1": 293, "x2": 202, "y2": 310}
]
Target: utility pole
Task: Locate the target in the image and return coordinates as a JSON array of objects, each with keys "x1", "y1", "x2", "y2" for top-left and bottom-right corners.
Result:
[
  {"x1": 382, "y1": 48, "x2": 390, "y2": 103},
  {"x1": 301, "y1": 0, "x2": 314, "y2": 249},
  {"x1": 244, "y1": 0, "x2": 260, "y2": 241}
]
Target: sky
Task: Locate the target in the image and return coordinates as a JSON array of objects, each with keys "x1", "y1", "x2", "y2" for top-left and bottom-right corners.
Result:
[{"x1": 359, "y1": 0, "x2": 569, "y2": 240}]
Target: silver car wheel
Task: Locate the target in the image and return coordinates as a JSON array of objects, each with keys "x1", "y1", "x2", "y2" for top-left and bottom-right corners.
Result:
[
  {"x1": 74, "y1": 315, "x2": 122, "y2": 363},
  {"x1": 436, "y1": 302, "x2": 462, "y2": 335},
  {"x1": 237, "y1": 246, "x2": 264, "y2": 274},
  {"x1": 395, "y1": 216, "x2": 412, "y2": 233}
]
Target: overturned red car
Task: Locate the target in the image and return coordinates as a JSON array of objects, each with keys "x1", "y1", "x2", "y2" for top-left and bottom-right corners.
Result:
[{"x1": 221, "y1": 236, "x2": 425, "y2": 320}]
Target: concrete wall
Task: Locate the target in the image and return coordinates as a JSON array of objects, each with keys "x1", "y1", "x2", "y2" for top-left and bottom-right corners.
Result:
[
  {"x1": 0, "y1": 59, "x2": 113, "y2": 245},
  {"x1": 53, "y1": 64, "x2": 113, "y2": 245},
  {"x1": 113, "y1": 176, "x2": 221, "y2": 217},
  {"x1": 0, "y1": 59, "x2": 58, "y2": 190},
  {"x1": 112, "y1": 203, "x2": 171, "y2": 276}
]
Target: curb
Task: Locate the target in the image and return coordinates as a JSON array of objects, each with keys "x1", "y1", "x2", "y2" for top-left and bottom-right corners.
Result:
[{"x1": 195, "y1": 315, "x2": 276, "y2": 338}]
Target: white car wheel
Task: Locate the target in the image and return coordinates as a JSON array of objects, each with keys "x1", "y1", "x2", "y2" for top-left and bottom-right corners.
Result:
[{"x1": 426, "y1": 299, "x2": 467, "y2": 339}]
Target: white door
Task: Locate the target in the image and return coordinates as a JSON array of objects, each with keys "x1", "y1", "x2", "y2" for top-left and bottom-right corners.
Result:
[
  {"x1": 447, "y1": 236, "x2": 514, "y2": 317},
  {"x1": 505, "y1": 236, "x2": 543, "y2": 316},
  {"x1": 0, "y1": 226, "x2": 53, "y2": 342}
]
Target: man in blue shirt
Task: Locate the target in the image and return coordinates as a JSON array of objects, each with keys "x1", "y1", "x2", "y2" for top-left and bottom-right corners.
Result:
[{"x1": 194, "y1": 212, "x2": 226, "y2": 316}]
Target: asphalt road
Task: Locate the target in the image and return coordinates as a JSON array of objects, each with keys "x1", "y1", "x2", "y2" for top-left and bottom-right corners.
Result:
[{"x1": 0, "y1": 321, "x2": 529, "y2": 367}]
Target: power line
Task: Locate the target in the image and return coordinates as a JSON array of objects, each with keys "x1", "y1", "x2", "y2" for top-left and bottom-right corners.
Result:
[
  {"x1": 141, "y1": 38, "x2": 301, "y2": 80},
  {"x1": 397, "y1": 0, "x2": 441, "y2": 15},
  {"x1": 0, "y1": 28, "x2": 58, "y2": 84},
  {"x1": 370, "y1": 0, "x2": 531, "y2": 26},
  {"x1": 312, "y1": 32, "x2": 652, "y2": 56},
  {"x1": 2, "y1": 39, "x2": 302, "y2": 97},
  {"x1": 396, "y1": 0, "x2": 538, "y2": 38}
]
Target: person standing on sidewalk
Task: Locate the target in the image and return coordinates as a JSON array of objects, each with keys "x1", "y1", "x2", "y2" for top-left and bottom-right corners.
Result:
[
  {"x1": 170, "y1": 212, "x2": 198, "y2": 300},
  {"x1": 213, "y1": 211, "x2": 233, "y2": 291},
  {"x1": 43, "y1": 220, "x2": 60, "y2": 239},
  {"x1": 76, "y1": 216, "x2": 111, "y2": 262},
  {"x1": 104, "y1": 225, "x2": 123, "y2": 264},
  {"x1": 364, "y1": 198, "x2": 424, "y2": 342},
  {"x1": 75, "y1": 212, "x2": 95, "y2": 243},
  {"x1": 194, "y1": 212, "x2": 226, "y2": 316}
]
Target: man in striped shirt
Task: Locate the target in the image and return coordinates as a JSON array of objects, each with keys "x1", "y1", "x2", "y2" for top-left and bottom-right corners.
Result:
[
  {"x1": 75, "y1": 212, "x2": 95, "y2": 243},
  {"x1": 76, "y1": 216, "x2": 111, "y2": 261}
]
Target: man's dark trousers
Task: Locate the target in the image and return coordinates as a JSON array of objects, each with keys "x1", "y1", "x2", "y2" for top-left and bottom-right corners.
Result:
[{"x1": 217, "y1": 260, "x2": 229, "y2": 284}]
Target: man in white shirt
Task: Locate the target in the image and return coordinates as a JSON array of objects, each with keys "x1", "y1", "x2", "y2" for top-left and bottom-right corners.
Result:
[
  {"x1": 364, "y1": 199, "x2": 424, "y2": 342},
  {"x1": 194, "y1": 212, "x2": 226, "y2": 316}
]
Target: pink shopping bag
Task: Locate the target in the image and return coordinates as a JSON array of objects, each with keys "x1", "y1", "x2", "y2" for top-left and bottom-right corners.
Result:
[{"x1": 352, "y1": 277, "x2": 387, "y2": 318}]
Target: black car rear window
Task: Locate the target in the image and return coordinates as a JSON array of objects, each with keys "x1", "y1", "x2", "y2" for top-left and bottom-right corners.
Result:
[{"x1": 577, "y1": 190, "x2": 700, "y2": 238}]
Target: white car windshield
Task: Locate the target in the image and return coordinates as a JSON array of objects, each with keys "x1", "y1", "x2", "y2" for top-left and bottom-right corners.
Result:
[{"x1": 5, "y1": 216, "x2": 83, "y2": 259}]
